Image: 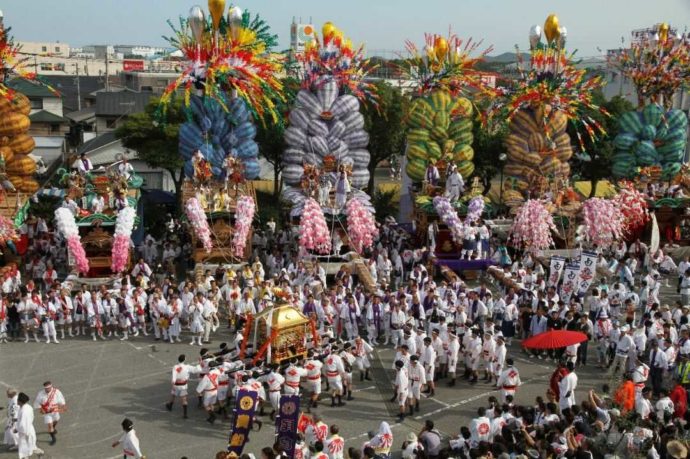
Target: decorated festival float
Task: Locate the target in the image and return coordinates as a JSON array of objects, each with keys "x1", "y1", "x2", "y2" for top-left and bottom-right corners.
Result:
[
  {"x1": 400, "y1": 31, "x2": 497, "y2": 272},
  {"x1": 280, "y1": 22, "x2": 379, "y2": 268},
  {"x1": 160, "y1": 2, "x2": 284, "y2": 265},
  {"x1": 52, "y1": 160, "x2": 143, "y2": 279},
  {"x1": 488, "y1": 15, "x2": 657, "y2": 292},
  {"x1": 608, "y1": 23, "x2": 690, "y2": 246}
]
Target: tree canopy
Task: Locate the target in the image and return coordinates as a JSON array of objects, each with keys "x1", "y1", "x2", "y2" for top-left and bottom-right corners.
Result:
[
  {"x1": 115, "y1": 98, "x2": 186, "y2": 202},
  {"x1": 362, "y1": 81, "x2": 408, "y2": 194}
]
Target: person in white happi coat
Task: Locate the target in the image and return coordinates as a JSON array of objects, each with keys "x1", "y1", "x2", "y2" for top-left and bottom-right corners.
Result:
[
  {"x1": 36, "y1": 296, "x2": 59, "y2": 344},
  {"x1": 187, "y1": 298, "x2": 205, "y2": 346},
  {"x1": 446, "y1": 332, "x2": 461, "y2": 386},
  {"x1": 15, "y1": 393, "x2": 44, "y2": 459},
  {"x1": 481, "y1": 331, "x2": 496, "y2": 382},
  {"x1": 259, "y1": 364, "x2": 285, "y2": 420},
  {"x1": 323, "y1": 346, "x2": 347, "y2": 407},
  {"x1": 492, "y1": 334, "x2": 507, "y2": 383},
  {"x1": 167, "y1": 292, "x2": 182, "y2": 343},
  {"x1": 111, "y1": 418, "x2": 144, "y2": 459},
  {"x1": 166, "y1": 353, "x2": 199, "y2": 418},
  {"x1": 444, "y1": 164, "x2": 464, "y2": 202},
  {"x1": 631, "y1": 358, "x2": 650, "y2": 401},
  {"x1": 339, "y1": 296, "x2": 360, "y2": 340},
  {"x1": 495, "y1": 358, "x2": 521, "y2": 403},
  {"x1": 3, "y1": 388, "x2": 18, "y2": 448},
  {"x1": 365, "y1": 295, "x2": 385, "y2": 344},
  {"x1": 196, "y1": 361, "x2": 221, "y2": 424},
  {"x1": 33, "y1": 381, "x2": 65, "y2": 445},
  {"x1": 284, "y1": 358, "x2": 307, "y2": 396},
  {"x1": 388, "y1": 302, "x2": 407, "y2": 348},
  {"x1": 407, "y1": 355, "x2": 427, "y2": 413},
  {"x1": 352, "y1": 336, "x2": 374, "y2": 382},
  {"x1": 558, "y1": 362, "x2": 578, "y2": 411},
  {"x1": 393, "y1": 360, "x2": 410, "y2": 421},
  {"x1": 304, "y1": 351, "x2": 324, "y2": 412},
  {"x1": 420, "y1": 337, "x2": 437, "y2": 396},
  {"x1": 467, "y1": 329, "x2": 483, "y2": 383}
]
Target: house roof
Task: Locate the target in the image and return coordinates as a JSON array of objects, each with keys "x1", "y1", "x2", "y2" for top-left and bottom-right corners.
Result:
[
  {"x1": 29, "y1": 110, "x2": 69, "y2": 124},
  {"x1": 65, "y1": 107, "x2": 96, "y2": 123},
  {"x1": 95, "y1": 90, "x2": 151, "y2": 116},
  {"x1": 7, "y1": 77, "x2": 59, "y2": 98},
  {"x1": 77, "y1": 131, "x2": 119, "y2": 154},
  {"x1": 41, "y1": 75, "x2": 108, "y2": 112}
]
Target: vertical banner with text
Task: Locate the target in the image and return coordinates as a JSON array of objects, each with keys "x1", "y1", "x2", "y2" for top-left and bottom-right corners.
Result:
[
  {"x1": 275, "y1": 395, "x2": 301, "y2": 459},
  {"x1": 548, "y1": 256, "x2": 566, "y2": 287},
  {"x1": 227, "y1": 389, "x2": 258, "y2": 455},
  {"x1": 560, "y1": 263, "x2": 580, "y2": 304},
  {"x1": 576, "y1": 252, "x2": 598, "y2": 296}
]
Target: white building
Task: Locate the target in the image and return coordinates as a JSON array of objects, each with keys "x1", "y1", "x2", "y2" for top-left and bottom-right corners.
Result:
[
  {"x1": 17, "y1": 41, "x2": 70, "y2": 58},
  {"x1": 114, "y1": 45, "x2": 167, "y2": 58}
]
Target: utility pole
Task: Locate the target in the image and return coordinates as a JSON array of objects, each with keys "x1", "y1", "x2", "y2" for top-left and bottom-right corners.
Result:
[
  {"x1": 105, "y1": 53, "x2": 109, "y2": 92},
  {"x1": 74, "y1": 63, "x2": 81, "y2": 111}
]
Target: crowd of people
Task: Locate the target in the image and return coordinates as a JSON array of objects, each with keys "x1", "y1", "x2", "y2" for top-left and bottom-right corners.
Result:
[{"x1": 3, "y1": 205, "x2": 690, "y2": 459}]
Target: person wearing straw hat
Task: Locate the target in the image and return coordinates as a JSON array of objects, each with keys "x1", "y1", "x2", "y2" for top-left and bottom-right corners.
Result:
[{"x1": 667, "y1": 440, "x2": 688, "y2": 459}]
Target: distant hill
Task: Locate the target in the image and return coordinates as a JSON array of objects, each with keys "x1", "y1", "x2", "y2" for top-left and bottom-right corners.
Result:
[{"x1": 484, "y1": 52, "x2": 531, "y2": 64}]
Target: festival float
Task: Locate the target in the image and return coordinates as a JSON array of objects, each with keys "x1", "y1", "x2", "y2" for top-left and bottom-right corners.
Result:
[
  {"x1": 490, "y1": 14, "x2": 612, "y2": 250},
  {"x1": 608, "y1": 23, "x2": 690, "y2": 244},
  {"x1": 52, "y1": 163, "x2": 143, "y2": 279},
  {"x1": 280, "y1": 22, "x2": 379, "y2": 260},
  {"x1": 160, "y1": 1, "x2": 283, "y2": 264},
  {"x1": 0, "y1": 16, "x2": 61, "y2": 264},
  {"x1": 401, "y1": 32, "x2": 496, "y2": 260}
]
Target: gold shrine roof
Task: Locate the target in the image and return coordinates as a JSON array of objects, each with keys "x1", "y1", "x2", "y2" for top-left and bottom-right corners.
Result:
[{"x1": 255, "y1": 305, "x2": 309, "y2": 329}]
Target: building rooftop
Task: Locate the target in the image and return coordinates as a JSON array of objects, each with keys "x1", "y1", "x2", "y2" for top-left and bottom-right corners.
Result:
[
  {"x1": 29, "y1": 110, "x2": 69, "y2": 124},
  {"x1": 42, "y1": 75, "x2": 107, "y2": 112},
  {"x1": 95, "y1": 90, "x2": 151, "y2": 116},
  {"x1": 77, "y1": 131, "x2": 119, "y2": 155},
  {"x1": 65, "y1": 107, "x2": 97, "y2": 123},
  {"x1": 7, "y1": 78, "x2": 59, "y2": 98}
]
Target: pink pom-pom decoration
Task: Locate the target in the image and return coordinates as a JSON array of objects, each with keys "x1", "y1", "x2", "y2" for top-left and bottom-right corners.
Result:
[
  {"x1": 433, "y1": 196, "x2": 464, "y2": 244},
  {"x1": 581, "y1": 197, "x2": 624, "y2": 249},
  {"x1": 185, "y1": 197, "x2": 213, "y2": 253},
  {"x1": 54, "y1": 207, "x2": 89, "y2": 274},
  {"x1": 613, "y1": 183, "x2": 649, "y2": 236},
  {"x1": 465, "y1": 196, "x2": 485, "y2": 224},
  {"x1": 0, "y1": 215, "x2": 18, "y2": 246},
  {"x1": 111, "y1": 207, "x2": 136, "y2": 273},
  {"x1": 509, "y1": 200, "x2": 556, "y2": 251},
  {"x1": 299, "y1": 198, "x2": 332, "y2": 254},
  {"x1": 232, "y1": 196, "x2": 255, "y2": 258},
  {"x1": 346, "y1": 198, "x2": 378, "y2": 254}
]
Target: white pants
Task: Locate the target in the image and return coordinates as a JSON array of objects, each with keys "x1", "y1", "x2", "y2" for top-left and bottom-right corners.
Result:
[
  {"x1": 42, "y1": 320, "x2": 57, "y2": 340},
  {"x1": 268, "y1": 391, "x2": 281, "y2": 410},
  {"x1": 355, "y1": 356, "x2": 370, "y2": 371},
  {"x1": 327, "y1": 377, "x2": 343, "y2": 395}
]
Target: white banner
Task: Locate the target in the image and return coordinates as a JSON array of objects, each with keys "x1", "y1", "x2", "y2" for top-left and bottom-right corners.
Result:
[
  {"x1": 560, "y1": 263, "x2": 580, "y2": 304},
  {"x1": 548, "y1": 256, "x2": 566, "y2": 287},
  {"x1": 576, "y1": 251, "x2": 598, "y2": 296}
]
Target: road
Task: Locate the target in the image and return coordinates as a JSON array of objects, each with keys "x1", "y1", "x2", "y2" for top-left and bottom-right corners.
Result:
[{"x1": 0, "y1": 327, "x2": 609, "y2": 459}]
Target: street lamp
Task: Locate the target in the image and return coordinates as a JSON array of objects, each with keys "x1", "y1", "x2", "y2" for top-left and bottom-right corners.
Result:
[{"x1": 498, "y1": 153, "x2": 507, "y2": 211}]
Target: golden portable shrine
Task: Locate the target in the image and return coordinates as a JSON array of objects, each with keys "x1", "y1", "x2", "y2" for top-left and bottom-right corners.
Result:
[{"x1": 238, "y1": 298, "x2": 320, "y2": 365}]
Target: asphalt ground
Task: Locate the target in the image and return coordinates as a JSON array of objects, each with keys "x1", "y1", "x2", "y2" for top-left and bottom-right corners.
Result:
[
  {"x1": 0, "y1": 327, "x2": 612, "y2": 459},
  {"x1": 1, "y1": 272, "x2": 677, "y2": 459}
]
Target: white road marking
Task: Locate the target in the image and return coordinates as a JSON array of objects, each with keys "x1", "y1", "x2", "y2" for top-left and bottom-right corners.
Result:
[{"x1": 352, "y1": 385, "x2": 376, "y2": 393}]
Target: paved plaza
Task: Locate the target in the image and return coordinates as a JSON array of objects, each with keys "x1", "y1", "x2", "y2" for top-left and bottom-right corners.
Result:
[{"x1": 0, "y1": 330, "x2": 607, "y2": 459}]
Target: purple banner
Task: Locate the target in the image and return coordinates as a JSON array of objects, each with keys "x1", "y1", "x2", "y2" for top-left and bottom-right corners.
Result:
[
  {"x1": 275, "y1": 395, "x2": 301, "y2": 459},
  {"x1": 227, "y1": 389, "x2": 259, "y2": 455}
]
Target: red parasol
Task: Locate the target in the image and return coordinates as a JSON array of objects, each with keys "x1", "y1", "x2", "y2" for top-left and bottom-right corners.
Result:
[{"x1": 521, "y1": 330, "x2": 588, "y2": 350}]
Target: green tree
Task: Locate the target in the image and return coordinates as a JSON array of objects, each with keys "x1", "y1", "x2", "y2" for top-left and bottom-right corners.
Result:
[
  {"x1": 473, "y1": 116, "x2": 508, "y2": 195},
  {"x1": 115, "y1": 98, "x2": 186, "y2": 204},
  {"x1": 570, "y1": 92, "x2": 634, "y2": 196},
  {"x1": 362, "y1": 81, "x2": 408, "y2": 194},
  {"x1": 255, "y1": 77, "x2": 300, "y2": 197}
]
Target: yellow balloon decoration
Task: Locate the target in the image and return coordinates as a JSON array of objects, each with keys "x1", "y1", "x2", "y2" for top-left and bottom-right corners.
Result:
[
  {"x1": 543, "y1": 14, "x2": 560, "y2": 44},
  {"x1": 322, "y1": 22, "x2": 337, "y2": 42},
  {"x1": 434, "y1": 37, "x2": 449, "y2": 61},
  {"x1": 208, "y1": 0, "x2": 226, "y2": 30},
  {"x1": 343, "y1": 38, "x2": 353, "y2": 52},
  {"x1": 659, "y1": 22, "x2": 670, "y2": 42}
]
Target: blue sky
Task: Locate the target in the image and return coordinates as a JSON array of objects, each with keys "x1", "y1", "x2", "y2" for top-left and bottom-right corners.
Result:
[{"x1": 4, "y1": 0, "x2": 690, "y2": 56}]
